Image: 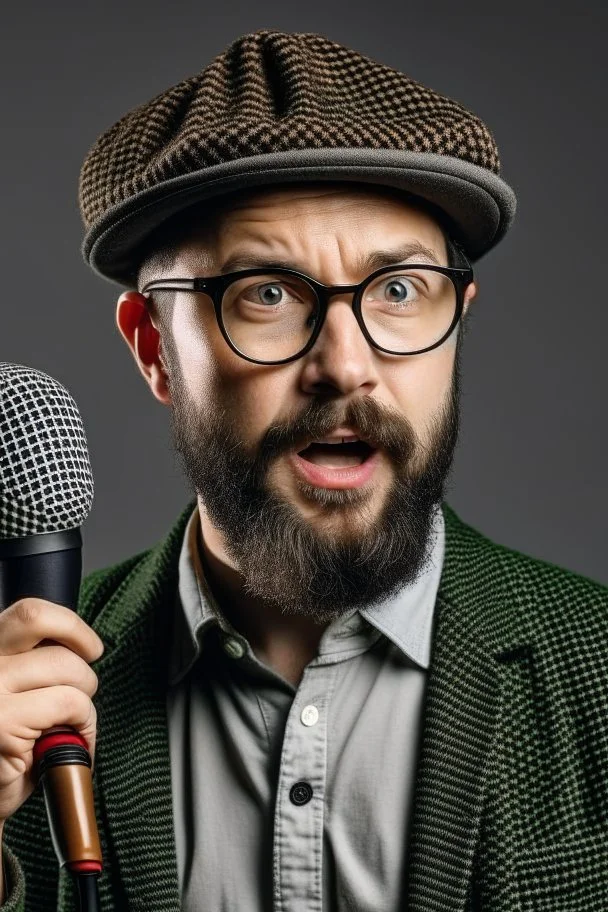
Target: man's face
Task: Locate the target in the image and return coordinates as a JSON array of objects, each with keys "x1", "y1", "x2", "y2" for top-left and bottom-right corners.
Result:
[{"x1": 138, "y1": 185, "x2": 475, "y2": 621}]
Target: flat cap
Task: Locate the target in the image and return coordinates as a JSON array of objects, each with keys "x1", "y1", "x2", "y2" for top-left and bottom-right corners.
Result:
[{"x1": 80, "y1": 29, "x2": 516, "y2": 286}]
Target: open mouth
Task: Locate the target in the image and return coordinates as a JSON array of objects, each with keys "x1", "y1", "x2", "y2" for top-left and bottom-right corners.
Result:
[{"x1": 296, "y1": 440, "x2": 375, "y2": 468}]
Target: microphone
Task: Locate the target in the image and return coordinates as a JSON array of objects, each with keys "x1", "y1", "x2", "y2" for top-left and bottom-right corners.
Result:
[{"x1": 0, "y1": 363, "x2": 102, "y2": 906}]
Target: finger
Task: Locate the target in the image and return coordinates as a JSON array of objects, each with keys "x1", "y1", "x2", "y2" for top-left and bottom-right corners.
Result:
[
  {"x1": 0, "y1": 600, "x2": 104, "y2": 662},
  {"x1": 3, "y1": 686, "x2": 97, "y2": 757},
  {"x1": 0, "y1": 646, "x2": 99, "y2": 698}
]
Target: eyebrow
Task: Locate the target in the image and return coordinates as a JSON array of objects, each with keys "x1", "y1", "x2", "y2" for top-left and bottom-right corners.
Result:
[{"x1": 219, "y1": 241, "x2": 443, "y2": 275}]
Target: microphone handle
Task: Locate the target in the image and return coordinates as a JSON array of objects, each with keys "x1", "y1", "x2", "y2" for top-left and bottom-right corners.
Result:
[{"x1": 0, "y1": 531, "x2": 103, "y2": 876}]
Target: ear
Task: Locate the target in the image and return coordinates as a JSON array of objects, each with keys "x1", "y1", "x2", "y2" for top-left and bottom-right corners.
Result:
[
  {"x1": 463, "y1": 280, "x2": 478, "y2": 316},
  {"x1": 115, "y1": 291, "x2": 171, "y2": 405}
]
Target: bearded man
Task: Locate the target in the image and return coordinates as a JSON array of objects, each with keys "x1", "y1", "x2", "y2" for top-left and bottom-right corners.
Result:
[{"x1": 1, "y1": 29, "x2": 606, "y2": 912}]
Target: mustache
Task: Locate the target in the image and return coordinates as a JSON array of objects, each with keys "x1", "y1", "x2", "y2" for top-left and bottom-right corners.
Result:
[{"x1": 256, "y1": 396, "x2": 417, "y2": 466}]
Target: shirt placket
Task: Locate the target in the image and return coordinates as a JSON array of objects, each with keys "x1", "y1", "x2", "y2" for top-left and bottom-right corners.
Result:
[{"x1": 272, "y1": 662, "x2": 337, "y2": 912}]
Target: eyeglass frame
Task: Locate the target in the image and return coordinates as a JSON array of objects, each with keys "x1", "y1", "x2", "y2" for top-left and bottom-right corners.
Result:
[{"x1": 141, "y1": 257, "x2": 474, "y2": 366}]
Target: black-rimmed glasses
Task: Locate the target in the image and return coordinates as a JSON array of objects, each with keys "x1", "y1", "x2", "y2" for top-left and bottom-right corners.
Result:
[{"x1": 141, "y1": 260, "x2": 474, "y2": 365}]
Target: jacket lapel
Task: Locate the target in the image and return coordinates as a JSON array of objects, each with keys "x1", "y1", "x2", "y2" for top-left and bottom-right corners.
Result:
[
  {"x1": 405, "y1": 503, "x2": 529, "y2": 912},
  {"x1": 86, "y1": 502, "x2": 194, "y2": 911}
]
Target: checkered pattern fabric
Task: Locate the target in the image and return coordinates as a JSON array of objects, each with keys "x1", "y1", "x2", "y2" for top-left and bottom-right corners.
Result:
[
  {"x1": 80, "y1": 30, "x2": 499, "y2": 230},
  {"x1": 0, "y1": 364, "x2": 94, "y2": 538},
  {"x1": 79, "y1": 30, "x2": 515, "y2": 285}
]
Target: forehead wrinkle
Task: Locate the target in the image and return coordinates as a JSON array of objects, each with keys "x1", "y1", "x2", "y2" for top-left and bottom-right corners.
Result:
[
  {"x1": 186, "y1": 195, "x2": 447, "y2": 277},
  {"x1": 215, "y1": 231, "x2": 294, "y2": 271},
  {"x1": 217, "y1": 239, "x2": 444, "y2": 278}
]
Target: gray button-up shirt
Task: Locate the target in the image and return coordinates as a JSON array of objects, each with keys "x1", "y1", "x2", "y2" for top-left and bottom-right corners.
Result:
[{"x1": 167, "y1": 504, "x2": 445, "y2": 911}]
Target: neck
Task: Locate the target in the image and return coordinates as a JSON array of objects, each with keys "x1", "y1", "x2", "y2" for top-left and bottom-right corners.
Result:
[{"x1": 196, "y1": 505, "x2": 328, "y2": 686}]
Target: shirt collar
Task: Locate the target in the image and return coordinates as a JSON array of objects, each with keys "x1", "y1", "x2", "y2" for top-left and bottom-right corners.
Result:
[
  {"x1": 168, "y1": 502, "x2": 444, "y2": 686},
  {"x1": 168, "y1": 506, "x2": 237, "y2": 686},
  {"x1": 359, "y1": 504, "x2": 444, "y2": 669}
]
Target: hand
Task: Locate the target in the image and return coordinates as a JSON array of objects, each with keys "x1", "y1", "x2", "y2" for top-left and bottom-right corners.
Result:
[{"x1": 0, "y1": 598, "x2": 104, "y2": 826}]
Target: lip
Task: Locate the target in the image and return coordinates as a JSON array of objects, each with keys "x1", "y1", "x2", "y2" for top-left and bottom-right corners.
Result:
[
  {"x1": 304, "y1": 427, "x2": 365, "y2": 444},
  {"x1": 288, "y1": 448, "x2": 380, "y2": 489},
  {"x1": 294, "y1": 427, "x2": 370, "y2": 448}
]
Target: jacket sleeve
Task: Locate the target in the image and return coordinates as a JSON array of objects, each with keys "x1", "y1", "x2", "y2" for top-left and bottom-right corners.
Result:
[{"x1": 1, "y1": 843, "x2": 25, "y2": 912}]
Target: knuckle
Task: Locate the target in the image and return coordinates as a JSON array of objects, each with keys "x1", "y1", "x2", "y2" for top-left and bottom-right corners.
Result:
[{"x1": 14, "y1": 598, "x2": 43, "y2": 627}]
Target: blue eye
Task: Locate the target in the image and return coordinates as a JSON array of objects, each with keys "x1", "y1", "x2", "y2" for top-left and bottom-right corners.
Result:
[
  {"x1": 383, "y1": 278, "x2": 415, "y2": 303},
  {"x1": 257, "y1": 284, "x2": 284, "y2": 306},
  {"x1": 362, "y1": 271, "x2": 429, "y2": 313}
]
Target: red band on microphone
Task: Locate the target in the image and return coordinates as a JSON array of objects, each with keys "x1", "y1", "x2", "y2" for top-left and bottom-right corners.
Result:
[{"x1": 33, "y1": 728, "x2": 88, "y2": 765}]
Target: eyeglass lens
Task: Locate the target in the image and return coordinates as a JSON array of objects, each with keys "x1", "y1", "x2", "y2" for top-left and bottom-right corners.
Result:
[{"x1": 220, "y1": 268, "x2": 457, "y2": 361}]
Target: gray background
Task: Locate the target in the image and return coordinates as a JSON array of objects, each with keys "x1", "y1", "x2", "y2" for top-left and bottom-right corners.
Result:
[{"x1": 2, "y1": 1, "x2": 606, "y2": 584}]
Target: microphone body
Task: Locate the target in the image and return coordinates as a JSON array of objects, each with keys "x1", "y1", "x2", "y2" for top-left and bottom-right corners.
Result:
[
  {"x1": 0, "y1": 529, "x2": 82, "y2": 611},
  {"x1": 0, "y1": 363, "x2": 102, "y2": 885}
]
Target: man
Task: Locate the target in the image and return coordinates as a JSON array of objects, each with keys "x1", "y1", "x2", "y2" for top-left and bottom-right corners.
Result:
[{"x1": 1, "y1": 28, "x2": 606, "y2": 912}]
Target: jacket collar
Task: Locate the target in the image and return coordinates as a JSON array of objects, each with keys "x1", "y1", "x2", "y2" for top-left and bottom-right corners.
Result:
[{"x1": 87, "y1": 499, "x2": 530, "y2": 912}]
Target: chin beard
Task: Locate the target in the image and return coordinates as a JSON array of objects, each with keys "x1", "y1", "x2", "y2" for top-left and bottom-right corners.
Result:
[
  {"x1": 167, "y1": 362, "x2": 461, "y2": 623},
  {"x1": 161, "y1": 307, "x2": 466, "y2": 623},
  {"x1": 216, "y1": 470, "x2": 446, "y2": 623}
]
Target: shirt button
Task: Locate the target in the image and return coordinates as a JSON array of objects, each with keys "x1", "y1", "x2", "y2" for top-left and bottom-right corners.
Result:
[
  {"x1": 223, "y1": 637, "x2": 245, "y2": 659},
  {"x1": 300, "y1": 705, "x2": 319, "y2": 726},
  {"x1": 289, "y1": 782, "x2": 313, "y2": 806}
]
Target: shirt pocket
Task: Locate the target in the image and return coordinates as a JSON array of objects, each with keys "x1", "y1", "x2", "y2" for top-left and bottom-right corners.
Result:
[{"x1": 515, "y1": 831, "x2": 608, "y2": 911}]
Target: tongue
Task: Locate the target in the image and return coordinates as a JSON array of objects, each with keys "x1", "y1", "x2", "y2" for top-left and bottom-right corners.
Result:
[{"x1": 299, "y1": 443, "x2": 365, "y2": 468}]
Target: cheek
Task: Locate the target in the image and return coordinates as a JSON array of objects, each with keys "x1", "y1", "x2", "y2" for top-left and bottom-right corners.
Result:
[
  {"x1": 174, "y1": 293, "x2": 235, "y2": 371},
  {"x1": 221, "y1": 368, "x2": 302, "y2": 444},
  {"x1": 166, "y1": 299, "x2": 220, "y2": 408},
  {"x1": 172, "y1": 300, "x2": 298, "y2": 442},
  {"x1": 386, "y1": 343, "x2": 456, "y2": 432}
]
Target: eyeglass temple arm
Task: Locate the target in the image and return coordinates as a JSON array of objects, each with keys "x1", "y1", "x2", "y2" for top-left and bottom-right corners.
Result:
[{"x1": 142, "y1": 278, "x2": 206, "y2": 293}]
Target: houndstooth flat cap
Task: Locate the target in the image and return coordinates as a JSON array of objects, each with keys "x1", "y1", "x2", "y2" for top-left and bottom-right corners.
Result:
[{"x1": 80, "y1": 29, "x2": 516, "y2": 286}]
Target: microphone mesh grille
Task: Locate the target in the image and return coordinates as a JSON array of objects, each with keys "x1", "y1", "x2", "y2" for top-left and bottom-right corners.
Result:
[{"x1": 0, "y1": 363, "x2": 94, "y2": 538}]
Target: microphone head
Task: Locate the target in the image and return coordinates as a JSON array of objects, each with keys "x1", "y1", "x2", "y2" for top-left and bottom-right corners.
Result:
[{"x1": 0, "y1": 363, "x2": 94, "y2": 539}]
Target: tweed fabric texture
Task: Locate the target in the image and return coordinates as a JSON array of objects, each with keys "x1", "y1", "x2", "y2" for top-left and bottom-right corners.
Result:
[
  {"x1": 79, "y1": 30, "x2": 516, "y2": 285},
  {"x1": 2, "y1": 501, "x2": 607, "y2": 911}
]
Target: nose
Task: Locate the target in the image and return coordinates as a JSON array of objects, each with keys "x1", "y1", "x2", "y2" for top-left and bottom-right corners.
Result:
[{"x1": 299, "y1": 290, "x2": 380, "y2": 397}]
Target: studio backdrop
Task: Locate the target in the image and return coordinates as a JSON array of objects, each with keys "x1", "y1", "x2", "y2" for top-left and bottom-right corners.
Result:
[{"x1": 1, "y1": 0, "x2": 606, "y2": 584}]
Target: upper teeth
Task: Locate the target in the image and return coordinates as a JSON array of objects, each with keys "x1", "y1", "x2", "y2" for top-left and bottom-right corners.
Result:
[{"x1": 314, "y1": 436, "x2": 360, "y2": 444}]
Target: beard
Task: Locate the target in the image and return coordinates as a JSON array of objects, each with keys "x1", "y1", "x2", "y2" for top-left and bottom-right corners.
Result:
[{"x1": 165, "y1": 332, "x2": 464, "y2": 623}]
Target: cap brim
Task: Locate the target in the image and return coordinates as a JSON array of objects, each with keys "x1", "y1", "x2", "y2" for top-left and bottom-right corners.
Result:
[{"x1": 82, "y1": 148, "x2": 516, "y2": 286}]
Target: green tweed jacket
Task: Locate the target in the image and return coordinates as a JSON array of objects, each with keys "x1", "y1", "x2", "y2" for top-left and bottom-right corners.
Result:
[{"x1": 2, "y1": 500, "x2": 607, "y2": 911}]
